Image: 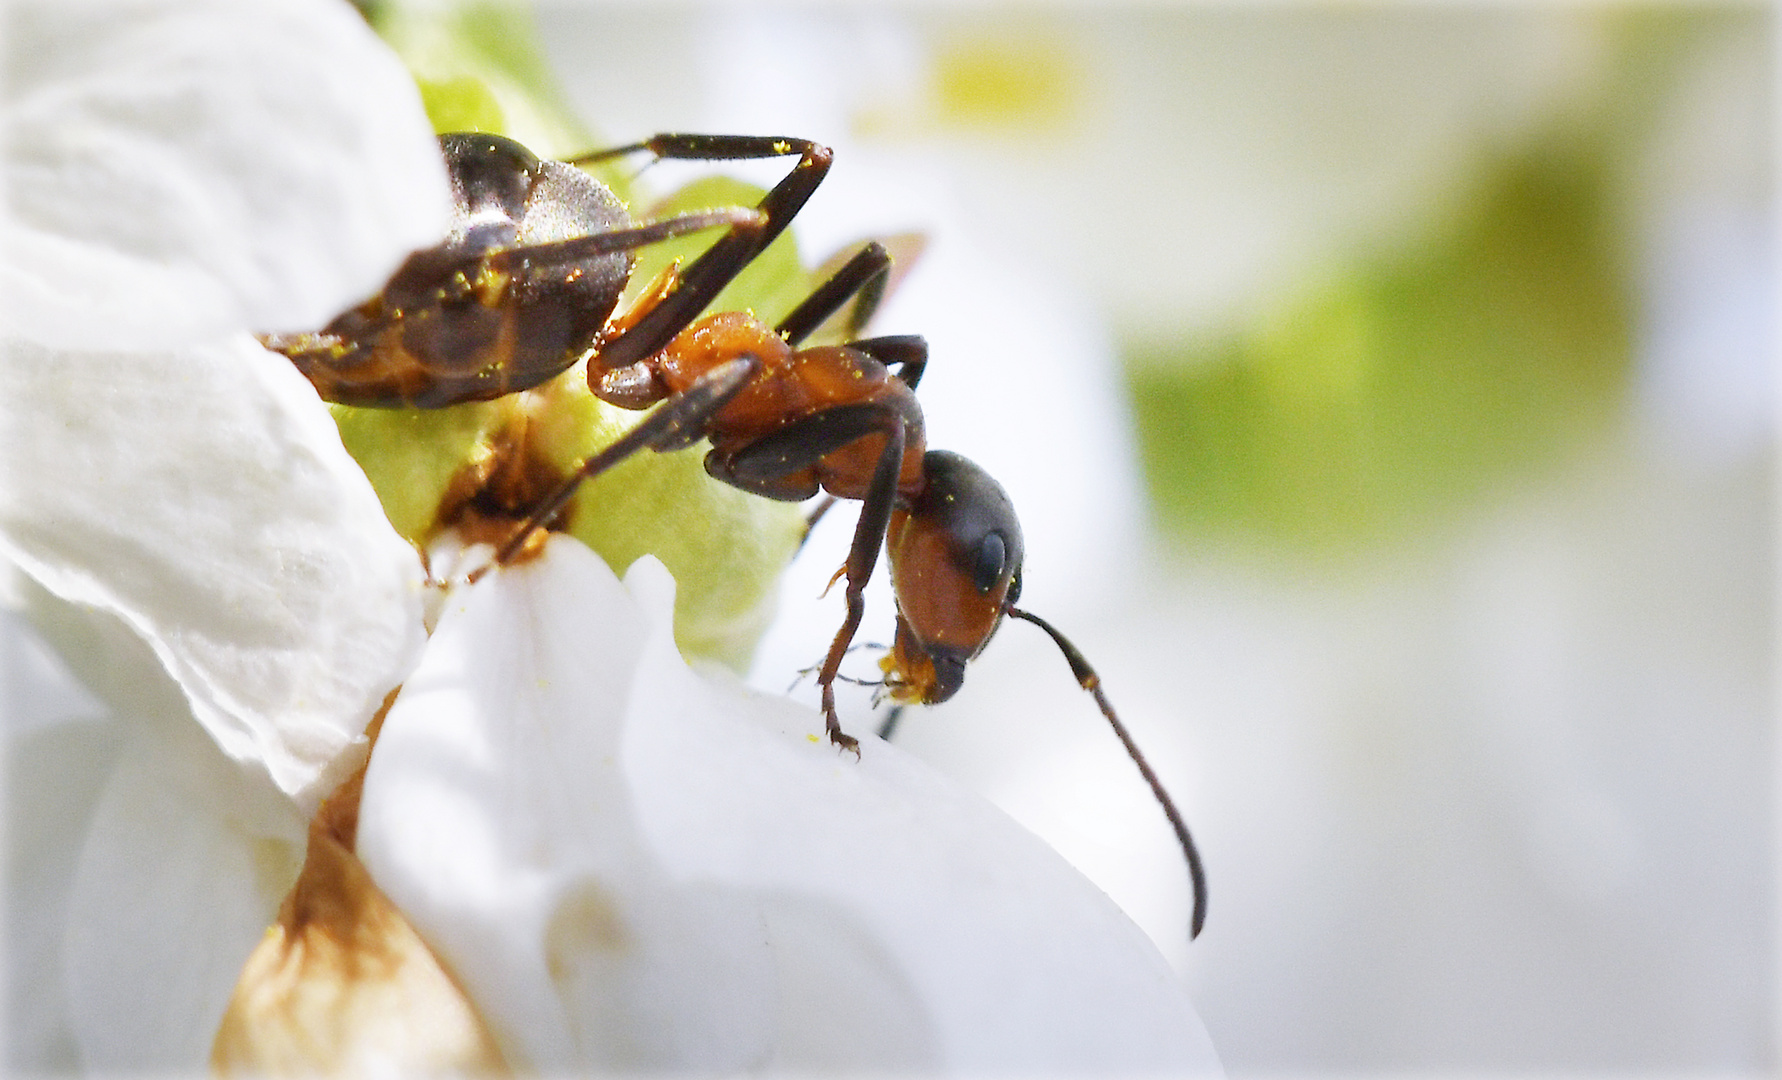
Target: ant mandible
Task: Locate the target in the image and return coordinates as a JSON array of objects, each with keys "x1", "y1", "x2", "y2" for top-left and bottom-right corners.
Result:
[{"x1": 263, "y1": 131, "x2": 1208, "y2": 938}]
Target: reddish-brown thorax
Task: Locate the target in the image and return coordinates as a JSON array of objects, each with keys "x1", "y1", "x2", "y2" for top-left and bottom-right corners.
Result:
[{"x1": 643, "y1": 309, "x2": 928, "y2": 501}]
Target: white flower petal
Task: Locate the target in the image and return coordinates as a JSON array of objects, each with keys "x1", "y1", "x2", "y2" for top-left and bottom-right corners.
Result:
[
  {"x1": 3, "y1": 713, "x2": 120, "y2": 1072},
  {"x1": 3, "y1": 590, "x2": 179, "y2": 1070},
  {"x1": 357, "y1": 538, "x2": 776, "y2": 1072},
  {"x1": 0, "y1": 337, "x2": 427, "y2": 804},
  {"x1": 624, "y1": 571, "x2": 1222, "y2": 1074},
  {"x1": 62, "y1": 704, "x2": 308, "y2": 1070},
  {"x1": 359, "y1": 537, "x2": 1220, "y2": 1073},
  {"x1": 1, "y1": 0, "x2": 452, "y2": 349}
]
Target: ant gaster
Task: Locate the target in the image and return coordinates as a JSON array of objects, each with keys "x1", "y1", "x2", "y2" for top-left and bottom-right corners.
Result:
[{"x1": 263, "y1": 131, "x2": 1208, "y2": 938}]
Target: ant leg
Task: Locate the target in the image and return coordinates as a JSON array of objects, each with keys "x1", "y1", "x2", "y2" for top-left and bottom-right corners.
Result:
[
  {"x1": 707, "y1": 396, "x2": 923, "y2": 499},
  {"x1": 773, "y1": 240, "x2": 924, "y2": 385},
  {"x1": 706, "y1": 398, "x2": 916, "y2": 753},
  {"x1": 493, "y1": 355, "x2": 760, "y2": 565},
  {"x1": 848, "y1": 335, "x2": 927, "y2": 391},
  {"x1": 814, "y1": 417, "x2": 907, "y2": 755},
  {"x1": 875, "y1": 705, "x2": 907, "y2": 742},
  {"x1": 577, "y1": 135, "x2": 833, "y2": 371},
  {"x1": 776, "y1": 241, "x2": 892, "y2": 346},
  {"x1": 479, "y1": 206, "x2": 764, "y2": 277},
  {"x1": 264, "y1": 207, "x2": 761, "y2": 397}
]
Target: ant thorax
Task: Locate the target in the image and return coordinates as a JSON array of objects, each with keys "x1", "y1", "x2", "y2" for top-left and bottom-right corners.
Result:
[{"x1": 658, "y1": 311, "x2": 793, "y2": 397}]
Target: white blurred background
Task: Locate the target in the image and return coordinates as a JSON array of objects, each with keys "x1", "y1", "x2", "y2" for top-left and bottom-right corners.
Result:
[{"x1": 535, "y1": 6, "x2": 1774, "y2": 1073}]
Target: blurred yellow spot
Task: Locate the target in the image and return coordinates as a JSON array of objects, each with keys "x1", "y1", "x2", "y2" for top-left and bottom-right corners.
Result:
[{"x1": 933, "y1": 32, "x2": 1080, "y2": 132}]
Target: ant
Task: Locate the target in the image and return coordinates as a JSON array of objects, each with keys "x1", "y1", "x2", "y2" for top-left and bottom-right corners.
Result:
[{"x1": 263, "y1": 131, "x2": 1208, "y2": 938}]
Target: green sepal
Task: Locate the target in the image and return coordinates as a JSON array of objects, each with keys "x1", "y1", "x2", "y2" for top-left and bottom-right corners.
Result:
[
  {"x1": 520, "y1": 374, "x2": 807, "y2": 671},
  {"x1": 327, "y1": 398, "x2": 509, "y2": 545}
]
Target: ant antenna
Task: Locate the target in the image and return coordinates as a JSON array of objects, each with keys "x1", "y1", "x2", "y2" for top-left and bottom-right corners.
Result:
[{"x1": 1008, "y1": 606, "x2": 1208, "y2": 939}]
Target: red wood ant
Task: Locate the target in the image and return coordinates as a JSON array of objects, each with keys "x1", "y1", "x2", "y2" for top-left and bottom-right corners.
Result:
[{"x1": 264, "y1": 131, "x2": 1207, "y2": 938}]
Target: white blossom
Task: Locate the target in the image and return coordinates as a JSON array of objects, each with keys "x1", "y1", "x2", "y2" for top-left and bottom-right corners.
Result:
[
  {"x1": 2, "y1": 0, "x2": 1221, "y2": 1072},
  {"x1": 2, "y1": 0, "x2": 447, "y2": 1068}
]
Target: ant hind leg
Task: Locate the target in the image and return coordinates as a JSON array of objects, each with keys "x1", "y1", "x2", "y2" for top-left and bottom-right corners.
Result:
[{"x1": 577, "y1": 135, "x2": 834, "y2": 372}]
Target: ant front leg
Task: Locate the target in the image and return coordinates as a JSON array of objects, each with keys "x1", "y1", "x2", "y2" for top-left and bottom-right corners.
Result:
[
  {"x1": 776, "y1": 241, "x2": 893, "y2": 346},
  {"x1": 493, "y1": 356, "x2": 761, "y2": 565},
  {"x1": 573, "y1": 135, "x2": 834, "y2": 370}
]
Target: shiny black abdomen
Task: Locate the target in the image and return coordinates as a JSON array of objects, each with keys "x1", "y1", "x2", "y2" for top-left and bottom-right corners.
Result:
[{"x1": 271, "y1": 132, "x2": 634, "y2": 408}]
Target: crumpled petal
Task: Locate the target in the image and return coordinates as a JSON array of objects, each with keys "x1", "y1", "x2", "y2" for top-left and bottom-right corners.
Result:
[
  {"x1": 1, "y1": 0, "x2": 452, "y2": 349},
  {"x1": 0, "y1": 337, "x2": 427, "y2": 804},
  {"x1": 358, "y1": 536, "x2": 1221, "y2": 1073},
  {"x1": 0, "y1": 0, "x2": 451, "y2": 804},
  {"x1": 210, "y1": 789, "x2": 507, "y2": 1076}
]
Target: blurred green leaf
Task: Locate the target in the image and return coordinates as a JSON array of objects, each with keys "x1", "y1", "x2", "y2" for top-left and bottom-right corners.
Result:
[
  {"x1": 1127, "y1": 132, "x2": 1632, "y2": 554},
  {"x1": 364, "y1": 0, "x2": 590, "y2": 157}
]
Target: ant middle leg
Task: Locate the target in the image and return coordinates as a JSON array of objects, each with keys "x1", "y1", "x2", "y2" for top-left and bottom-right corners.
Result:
[
  {"x1": 850, "y1": 336, "x2": 927, "y2": 391},
  {"x1": 773, "y1": 241, "x2": 927, "y2": 390},
  {"x1": 773, "y1": 242, "x2": 927, "y2": 391}
]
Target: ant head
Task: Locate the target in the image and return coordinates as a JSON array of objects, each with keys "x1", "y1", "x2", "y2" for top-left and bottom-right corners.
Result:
[
  {"x1": 880, "y1": 454, "x2": 1211, "y2": 939},
  {"x1": 883, "y1": 450, "x2": 1024, "y2": 704}
]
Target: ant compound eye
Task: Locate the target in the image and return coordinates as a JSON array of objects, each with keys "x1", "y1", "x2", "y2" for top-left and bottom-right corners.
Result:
[{"x1": 972, "y1": 531, "x2": 1009, "y2": 595}]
